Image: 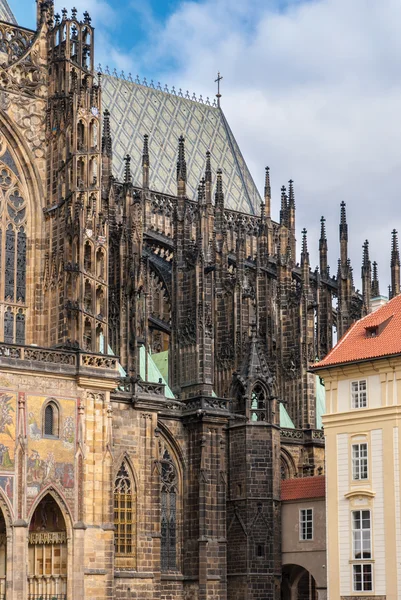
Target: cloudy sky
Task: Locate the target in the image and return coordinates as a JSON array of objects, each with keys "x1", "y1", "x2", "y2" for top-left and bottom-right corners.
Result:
[{"x1": 12, "y1": 0, "x2": 401, "y2": 294}]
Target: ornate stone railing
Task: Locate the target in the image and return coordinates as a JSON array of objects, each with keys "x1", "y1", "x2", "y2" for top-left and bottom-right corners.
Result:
[
  {"x1": 117, "y1": 377, "x2": 165, "y2": 396},
  {"x1": 281, "y1": 427, "x2": 325, "y2": 444},
  {"x1": 0, "y1": 343, "x2": 118, "y2": 371},
  {"x1": 183, "y1": 396, "x2": 231, "y2": 414}
]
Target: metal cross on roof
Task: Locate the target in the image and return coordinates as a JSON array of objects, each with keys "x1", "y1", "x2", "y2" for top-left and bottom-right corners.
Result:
[{"x1": 215, "y1": 72, "x2": 223, "y2": 107}]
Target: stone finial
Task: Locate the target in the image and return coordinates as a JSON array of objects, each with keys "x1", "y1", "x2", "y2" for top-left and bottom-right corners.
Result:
[
  {"x1": 102, "y1": 109, "x2": 112, "y2": 158},
  {"x1": 264, "y1": 167, "x2": 271, "y2": 201},
  {"x1": 320, "y1": 216, "x2": 326, "y2": 241},
  {"x1": 205, "y1": 150, "x2": 212, "y2": 184},
  {"x1": 362, "y1": 240, "x2": 370, "y2": 268},
  {"x1": 391, "y1": 229, "x2": 400, "y2": 267},
  {"x1": 124, "y1": 154, "x2": 131, "y2": 184},
  {"x1": 176, "y1": 135, "x2": 187, "y2": 183},
  {"x1": 215, "y1": 169, "x2": 224, "y2": 206},
  {"x1": 288, "y1": 179, "x2": 295, "y2": 208},
  {"x1": 142, "y1": 134, "x2": 149, "y2": 168},
  {"x1": 371, "y1": 261, "x2": 380, "y2": 297}
]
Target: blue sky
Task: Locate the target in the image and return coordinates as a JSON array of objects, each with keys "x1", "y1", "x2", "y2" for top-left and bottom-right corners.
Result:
[{"x1": 8, "y1": 0, "x2": 401, "y2": 292}]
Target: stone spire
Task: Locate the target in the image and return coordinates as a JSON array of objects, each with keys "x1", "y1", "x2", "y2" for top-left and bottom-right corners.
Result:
[
  {"x1": 176, "y1": 135, "x2": 187, "y2": 197},
  {"x1": 371, "y1": 261, "x2": 380, "y2": 298},
  {"x1": 264, "y1": 167, "x2": 271, "y2": 219},
  {"x1": 205, "y1": 151, "x2": 212, "y2": 204},
  {"x1": 215, "y1": 168, "x2": 224, "y2": 208},
  {"x1": 101, "y1": 109, "x2": 112, "y2": 157},
  {"x1": 339, "y1": 201, "x2": 348, "y2": 268},
  {"x1": 391, "y1": 229, "x2": 400, "y2": 299},
  {"x1": 124, "y1": 154, "x2": 131, "y2": 184},
  {"x1": 142, "y1": 134, "x2": 149, "y2": 189},
  {"x1": 280, "y1": 185, "x2": 287, "y2": 226},
  {"x1": 319, "y1": 216, "x2": 328, "y2": 277},
  {"x1": 361, "y1": 240, "x2": 371, "y2": 315}
]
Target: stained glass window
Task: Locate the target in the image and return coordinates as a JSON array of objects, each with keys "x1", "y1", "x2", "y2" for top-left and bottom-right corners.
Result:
[
  {"x1": 114, "y1": 461, "x2": 136, "y2": 568},
  {"x1": 3, "y1": 308, "x2": 13, "y2": 343},
  {"x1": 160, "y1": 449, "x2": 178, "y2": 571},
  {"x1": 4, "y1": 225, "x2": 15, "y2": 301},
  {"x1": 0, "y1": 156, "x2": 28, "y2": 344}
]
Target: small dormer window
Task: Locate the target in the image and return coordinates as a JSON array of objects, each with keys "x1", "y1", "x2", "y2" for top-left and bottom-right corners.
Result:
[{"x1": 365, "y1": 326, "x2": 378, "y2": 338}]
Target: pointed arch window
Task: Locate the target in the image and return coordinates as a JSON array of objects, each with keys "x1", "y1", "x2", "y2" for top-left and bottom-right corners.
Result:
[
  {"x1": 251, "y1": 383, "x2": 267, "y2": 422},
  {"x1": 114, "y1": 461, "x2": 136, "y2": 568},
  {"x1": 0, "y1": 157, "x2": 28, "y2": 344},
  {"x1": 160, "y1": 448, "x2": 178, "y2": 571}
]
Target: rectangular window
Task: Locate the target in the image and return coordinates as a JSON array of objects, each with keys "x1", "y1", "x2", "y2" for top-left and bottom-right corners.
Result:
[
  {"x1": 353, "y1": 563, "x2": 373, "y2": 592},
  {"x1": 352, "y1": 443, "x2": 368, "y2": 480},
  {"x1": 299, "y1": 508, "x2": 313, "y2": 541},
  {"x1": 351, "y1": 380, "x2": 367, "y2": 409},
  {"x1": 352, "y1": 510, "x2": 373, "y2": 592}
]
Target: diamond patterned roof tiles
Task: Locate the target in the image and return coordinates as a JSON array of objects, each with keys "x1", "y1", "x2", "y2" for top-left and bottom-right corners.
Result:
[
  {"x1": 312, "y1": 294, "x2": 401, "y2": 369},
  {"x1": 102, "y1": 75, "x2": 262, "y2": 214},
  {"x1": 0, "y1": 0, "x2": 16, "y2": 24}
]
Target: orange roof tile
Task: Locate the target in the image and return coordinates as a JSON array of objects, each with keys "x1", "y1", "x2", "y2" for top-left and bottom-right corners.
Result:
[
  {"x1": 311, "y1": 294, "x2": 401, "y2": 369},
  {"x1": 281, "y1": 476, "x2": 325, "y2": 501}
]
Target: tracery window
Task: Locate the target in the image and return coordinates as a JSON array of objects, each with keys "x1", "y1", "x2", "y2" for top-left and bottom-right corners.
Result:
[
  {"x1": 114, "y1": 461, "x2": 136, "y2": 568},
  {"x1": 250, "y1": 383, "x2": 267, "y2": 422},
  {"x1": 160, "y1": 448, "x2": 178, "y2": 571},
  {"x1": 0, "y1": 152, "x2": 27, "y2": 344}
]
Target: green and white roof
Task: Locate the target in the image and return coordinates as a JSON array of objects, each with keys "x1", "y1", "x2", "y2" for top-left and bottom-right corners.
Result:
[
  {"x1": 102, "y1": 74, "x2": 262, "y2": 214},
  {"x1": 0, "y1": 0, "x2": 16, "y2": 24}
]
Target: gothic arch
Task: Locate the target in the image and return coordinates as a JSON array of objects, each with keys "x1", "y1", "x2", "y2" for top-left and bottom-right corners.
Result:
[
  {"x1": 0, "y1": 110, "x2": 44, "y2": 344},
  {"x1": 27, "y1": 486, "x2": 73, "y2": 538},
  {"x1": 281, "y1": 448, "x2": 297, "y2": 480},
  {"x1": 113, "y1": 451, "x2": 139, "y2": 489},
  {"x1": 0, "y1": 487, "x2": 13, "y2": 533},
  {"x1": 113, "y1": 457, "x2": 137, "y2": 569},
  {"x1": 157, "y1": 422, "x2": 186, "y2": 477},
  {"x1": 27, "y1": 489, "x2": 72, "y2": 600}
]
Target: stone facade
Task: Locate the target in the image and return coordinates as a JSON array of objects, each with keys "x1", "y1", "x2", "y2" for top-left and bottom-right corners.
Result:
[{"x1": 0, "y1": 0, "x2": 387, "y2": 598}]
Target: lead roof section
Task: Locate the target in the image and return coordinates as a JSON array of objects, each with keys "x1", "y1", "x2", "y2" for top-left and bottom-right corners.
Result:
[
  {"x1": 102, "y1": 75, "x2": 262, "y2": 214},
  {"x1": 0, "y1": 0, "x2": 17, "y2": 24}
]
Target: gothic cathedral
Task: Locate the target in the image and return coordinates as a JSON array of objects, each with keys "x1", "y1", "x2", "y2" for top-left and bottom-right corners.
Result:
[{"x1": 0, "y1": 1, "x2": 394, "y2": 599}]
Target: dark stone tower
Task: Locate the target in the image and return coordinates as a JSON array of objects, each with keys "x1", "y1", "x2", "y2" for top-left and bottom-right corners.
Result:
[
  {"x1": 228, "y1": 331, "x2": 281, "y2": 600},
  {"x1": 44, "y1": 7, "x2": 107, "y2": 351}
]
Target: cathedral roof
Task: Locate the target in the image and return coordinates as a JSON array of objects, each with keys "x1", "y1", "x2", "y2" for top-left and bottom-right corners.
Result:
[
  {"x1": 0, "y1": 0, "x2": 17, "y2": 24},
  {"x1": 101, "y1": 74, "x2": 262, "y2": 214}
]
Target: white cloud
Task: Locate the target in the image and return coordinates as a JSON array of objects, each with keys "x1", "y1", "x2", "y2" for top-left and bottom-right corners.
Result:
[{"x1": 130, "y1": 0, "x2": 401, "y2": 291}]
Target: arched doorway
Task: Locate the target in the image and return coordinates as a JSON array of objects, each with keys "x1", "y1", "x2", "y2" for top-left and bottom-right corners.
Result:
[
  {"x1": 282, "y1": 564, "x2": 318, "y2": 600},
  {"x1": 0, "y1": 509, "x2": 6, "y2": 599},
  {"x1": 28, "y1": 494, "x2": 68, "y2": 599}
]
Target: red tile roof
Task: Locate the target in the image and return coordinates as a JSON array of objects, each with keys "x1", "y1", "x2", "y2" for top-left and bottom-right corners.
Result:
[
  {"x1": 312, "y1": 294, "x2": 401, "y2": 369},
  {"x1": 281, "y1": 476, "x2": 325, "y2": 501}
]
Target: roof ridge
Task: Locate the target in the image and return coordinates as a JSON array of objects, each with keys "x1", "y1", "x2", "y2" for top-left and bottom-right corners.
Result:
[{"x1": 98, "y1": 64, "x2": 219, "y2": 108}]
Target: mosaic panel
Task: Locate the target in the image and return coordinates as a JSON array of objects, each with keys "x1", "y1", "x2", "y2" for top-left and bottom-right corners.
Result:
[{"x1": 26, "y1": 395, "x2": 76, "y2": 504}]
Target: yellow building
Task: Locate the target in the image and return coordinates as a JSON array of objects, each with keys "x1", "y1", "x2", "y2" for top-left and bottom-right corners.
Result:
[{"x1": 312, "y1": 293, "x2": 401, "y2": 600}]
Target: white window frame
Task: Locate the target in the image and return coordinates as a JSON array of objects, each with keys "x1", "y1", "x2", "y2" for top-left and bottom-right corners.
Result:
[
  {"x1": 299, "y1": 508, "x2": 313, "y2": 541},
  {"x1": 352, "y1": 442, "x2": 368, "y2": 481},
  {"x1": 351, "y1": 380, "x2": 367, "y2": 409},
  {"x1": 352, "y1": 510, "x2": 373, "y2": 592}
]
